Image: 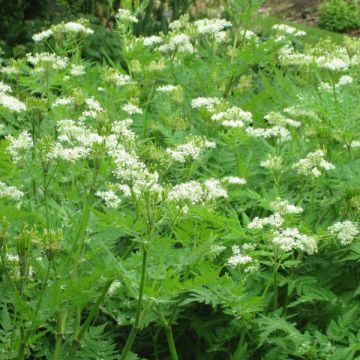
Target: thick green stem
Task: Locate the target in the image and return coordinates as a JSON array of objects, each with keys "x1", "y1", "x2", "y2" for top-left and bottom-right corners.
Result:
[
  {"x1": 164, "y1": 325, "x2": 179, "y2": 360},
  {"x1": 53, "y1": 309, "x2": 67, "y2": 360},
  {"x1": 17, "y1": 340, "x2": 26, "y2": 360},
  {"x1": 120, "y1": 246, "x2": 148, "y2": 360}
]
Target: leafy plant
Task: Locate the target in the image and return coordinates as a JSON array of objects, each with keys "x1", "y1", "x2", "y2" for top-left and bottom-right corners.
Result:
[{"x1": 319, "y1": 0, "x2": 360, "y2": 32}]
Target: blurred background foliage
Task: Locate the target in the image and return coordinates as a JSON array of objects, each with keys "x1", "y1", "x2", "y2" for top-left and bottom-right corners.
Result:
[{"x1": 0, "y1": 0, "x2": 226, "y2": 60}]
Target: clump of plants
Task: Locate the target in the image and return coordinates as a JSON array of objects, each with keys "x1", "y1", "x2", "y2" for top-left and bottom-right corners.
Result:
[
  {"x1": 319, "y1": 0, "x2": 360, "y2": 32},
  {"x1": 0, "y1": 2, "x2": 360, "y2": 359}
]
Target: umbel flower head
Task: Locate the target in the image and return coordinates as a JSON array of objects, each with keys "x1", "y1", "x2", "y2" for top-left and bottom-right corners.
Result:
[
  {"x1": 292, "y1": 150, "x2": 335, "y2": 177},
  {"x1": 32, "y1": 19, "x2": 94, "y2": 42},
  {"x1": 0, "y1": 82, "x2": 26, "y2": 113},
  {"x1": 328, "y1": 221, "x2": 359, "y2": 246}
]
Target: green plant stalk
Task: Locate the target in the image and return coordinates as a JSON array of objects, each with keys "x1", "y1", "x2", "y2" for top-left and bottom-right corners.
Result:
[
  {"x1": 155, "y1": 309, "x2": 179, "y2": 360},
  {"x1": 120, "y1": 245, "x2": 148, "y2": 360},
  {"x1": 71, "y1": 279, "x2": 113, "y2": 353},
  {"x1": 233, "y1": 323, "x2": 247, "y2": 359},
  {"x1": 54, "y1": 164, "x2": 100, "y2": 359},
  {"x1": 17, "y1": 261, "x2": 52, "y2": 359},
  {"x1": 53, "y1": 309, "x2": 67, "y2": 360},
  {"x1": 164, "y1": 325, "x2": 179, "y2": 360},
  {"x1": 273, "y1": 268, "x2": 278, "y2": 310}
]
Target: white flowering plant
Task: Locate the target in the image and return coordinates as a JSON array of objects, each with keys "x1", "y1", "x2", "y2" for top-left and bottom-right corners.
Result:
[{"x1": 0, "y1": 3, "x2": 360, "y2": 360}]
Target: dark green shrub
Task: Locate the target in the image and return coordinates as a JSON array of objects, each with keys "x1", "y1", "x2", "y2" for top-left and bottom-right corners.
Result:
[{"x1": 319, "y1": 0, "x2": 360, "y2": 32}]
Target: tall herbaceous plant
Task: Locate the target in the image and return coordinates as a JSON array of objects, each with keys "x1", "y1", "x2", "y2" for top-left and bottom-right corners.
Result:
[{"x1": 0, "y1": 2, "x2": 359, "y2": 359}]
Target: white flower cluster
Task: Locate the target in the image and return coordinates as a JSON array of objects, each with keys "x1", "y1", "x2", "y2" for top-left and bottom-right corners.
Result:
[
  {"x1": 122, "y1": 103, "x2": 143, "y2": 115},
  {"x1": 328, "y1": 221, "x2": 359, "y2": 246},
  {"x1": 159, "y1": 34, "x2": 195, "y2": 54},
  {"x1": 351, "y1": 140, "x2": 360, "y2": 148},
  {"x1": 51, "y1": 144, "x2": 90, "y2": 162},
  {"x1": 166, "y1": 137, "x2": 216, "y2": 163},
  {"x1": 283, "y1": 106, "x2": 320, "y2": 121},
  {"x1": 110, "y1": 145, "x2": 162, "y2": 196},
  {"x1": 70, "y1": 64, "x2": 86, "y2": 77},
  {"x1": 248, "y1": 213, "x2": 284, "y2": 230},
  {"x1": 116, "y1": 9, "x2": 138, "y2": 23},
  {"x1": 272, "y1": 228, "x2": 317, "y2": 255},
  {"x1": 50, "y1": 119, "x2": 102, "y2": 162},
  {"x1": 338, "y1": 75, "x2": 353, "y2": 86},
  {"x1": 143, "y1": 35, "x2": 163, "y2": 47},
  {"x1": 272, "y1": 24, "x2": 306, "y2": 37},
  {"x1": 113, "y1": 73, "x2": 134, "y2": 87},
  {"x1": 52, "y1": 97, "x2": 74, "y2": 108},
  {"x1": 156, "y1": 84, "x2": 180, "y2": 93},
  {"x1": 1, "y1": 65, "x2": 20, "y2": 76},
  {"x1": 0, "y1": 82, "x2": 26, "y2": 113},
  {"x1": 108, "y1": 280, "x2": 121, "y2": 295},
  {"x1": 6, "y1": 131, "x2": 33, "y2": 161},
  {"x1": 227, "y1": 245, "x2": 252, "y2": 267},
  {"x1": 79, "y1": 96, "x2": 105, "y2": 121},
  {"x1": 245, "y1": 125, "x2": 291, "y2": 143},
  {"x1": 293, "y1": 150, "x2": 335, "y2": 177},
  {"x1": 211, "y1": 106, "x2": 253, "y2": 128},
  {"x1": 96, "y1": 190, "x2": 121, "y2": 208},
  {"x1": 270, "y1": 198, "x2": 303, "y2": 215},
  {"x1": 32, "y1": 20, "x2": 94, "y2": 42},
  {"x1": 279, "y1": 43, "x2": 359, "y2": 71},
  {"x1": 0, "y1": 181, "x2": 24, "y2": 201},
  {"x1": 320, "y1": 75, "x2": 354, "y2": 93},
  {"x1": 26, "y1": 52, "x2": 69, "y2": 72},
  {"x1": 278, "y1": 45, "x2": 314, "y2": 67},
  {"x1": 260, "y1": 155, "x2": 283, "y2": 170},
  {"x1": 222, "y1": 176, "x2": 247, "y2": 185},
  {"x1": 167, "y1": 179, "x2": 228, "y2": 204},
  {"x1": 264, "y1": 112, "x2": 301, "y2": 128},
  {"x1": 191, "y1": 97, "x2": 221, "y2": 112},
  {"x1": 111, "y1": 119, "x2": 135, "y2": 142},
  {"x1": 32, "y1": 29, "x2": 54, "y2": 42},
  {"x1": 194, "y1": 18, "x2": 232, "y2": 34}
]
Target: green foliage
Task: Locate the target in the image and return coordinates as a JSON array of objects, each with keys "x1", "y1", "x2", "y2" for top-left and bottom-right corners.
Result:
[
  {"x1": 319, "y1": 0, "x2": 360, "y2": 32},
  {"x1": 0, "y1": 4, "x2": 360, "y2": 360}
]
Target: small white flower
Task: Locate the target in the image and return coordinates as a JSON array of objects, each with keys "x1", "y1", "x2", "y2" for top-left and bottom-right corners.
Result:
[
  {"x1": 328, "y1": 221, "x2": 359, "y2": 246},
  {"x1": 52, "y1": 97, "x2": 74, "y2": 107},
  {"x1": 143, "y1": 35, "x2": 163, "y2": 47},
  {"x1": 0, "y1": 181, "x2": 24, "y2": 201},
  {"x1": 6, "y1": 131, "x2": 33, "y2": 161},
  {"x1": 32, "y1": 29, "x2": 54, "y2": 42},
  {"x1": 222, "y1": 176, "x2": 247, "y2": 185},
  {"x1": 122, "y1": 103, "x2": 143, "y2": 115},
  {"x1": 116, "y1": 9, "x2": 138, "y2": 23},
  {"x1": 260, "y1": 155, "x2": 283, "y2": 170},
  {"x1": 191, "y1": 97, "x2": 220, "y2": 112},
  {"x1": 108, "y1": 280, "x2": 121, "y2": 295},
  {"x1": 293, "y1": 150, "x2": 335, "y2": 177},
  {"x1": 270, "y1": 198, "x2": 303, "y2": 215},
  {"x1": 70, "y1": 64, "x2": 86, "y2": 76},
  {"x1": 96, "y1": 190, "x2": 121, "y2": 208},
  {"x1": 248, "y1": 213, "x2": 284, "y2": 230},
  {"x1": 227, "y1": 245, "x2": 252, "y2": 267},
  {"x1": 272, "y1": 228, "x2": 317, "y2": 255}
]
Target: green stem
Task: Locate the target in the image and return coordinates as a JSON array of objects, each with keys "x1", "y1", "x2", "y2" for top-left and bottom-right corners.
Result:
[
  {"x1": 120, "y1": 246, "x2": 148, "y2": 360},
  {"x1": 54, "y1": 165, "x2": 100, "y2": 359},
  {"x1": 164, "y1": 325, "x2": 179, "y2": 360},
  {"x1": 233, "y1": 324, "x2": 247, "y2": 359},
  {"x1": 53, "y1": 310, "x2": 67, "y2": 360},
  {"x1": 71, "y1": 280, "x2": 113, "y2": 353}
]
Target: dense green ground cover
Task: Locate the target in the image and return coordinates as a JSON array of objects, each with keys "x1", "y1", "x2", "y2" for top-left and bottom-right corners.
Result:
[{"x1": 0, "y1": 3, "x2": 360, "y2": 359}]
